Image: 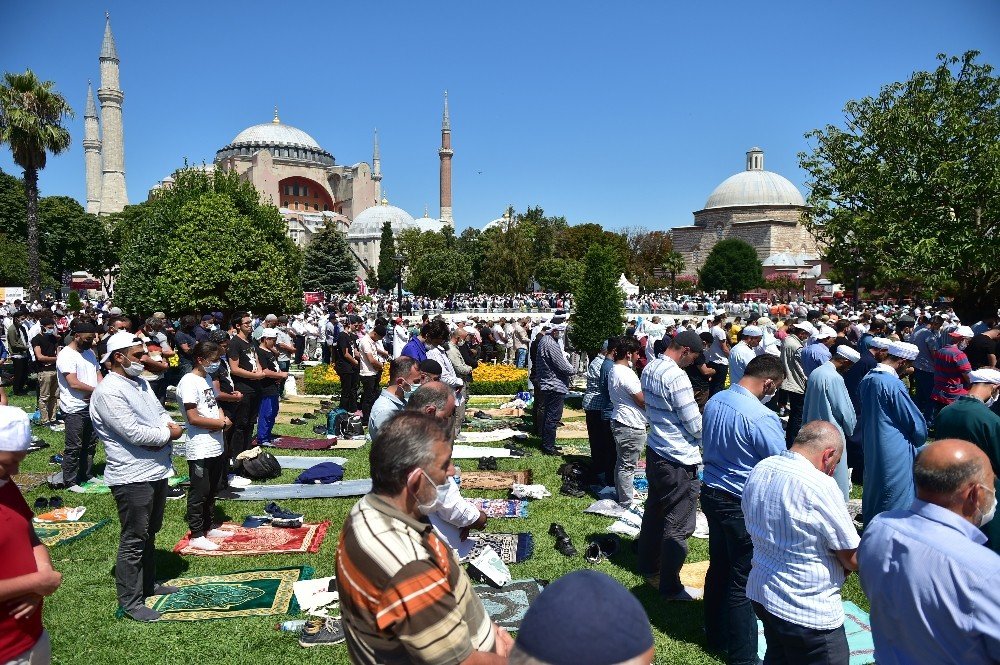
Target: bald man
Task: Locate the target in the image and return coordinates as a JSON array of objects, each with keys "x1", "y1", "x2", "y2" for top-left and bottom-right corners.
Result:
[{"x1": 858, "y1": 440, "x2": 1000, "y2": 664}]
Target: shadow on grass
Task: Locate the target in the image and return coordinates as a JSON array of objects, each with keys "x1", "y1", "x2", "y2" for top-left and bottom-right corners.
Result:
[
  {"x1": 631, "y1": 582, "x2": 716, "y2": 657},
  {"x1": 154, "y1": 549, "x2": 191, "y2": 581}
]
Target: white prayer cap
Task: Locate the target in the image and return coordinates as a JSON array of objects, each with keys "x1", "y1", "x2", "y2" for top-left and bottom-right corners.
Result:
[
  {"x1": 663, "y1": 317, "x2": 675, "y2": 326},
  {"x1": 969, "y1": 368, "x2": 1000, "y2": 385},
  {"x1": 950, "y1": 325, "x2": 975, "y2": 339},
  {"x1": 888, "y1": 341, "x2": 919, "y2": 360},
  {"x1": 835, "y1": 346, "x2": 861, "y2": 363},
  {"x1": 100, "y1": 331, "x2": 145, "y2": 363},
  {"x1": 0, "y1": 406, "x2": 31, "y2": 453},
  {"x1": 742, "y1": 325, "x2": 763, "y2": 337},
  {"x1": 869, "y1": 337, "x2": 892, "y2": 350},
  {"x1": 756, "y1": 316, "x2": 771, "y2": 326},
  {"x1": 792, "y1": 321, "x2": 816, "y2": 335},
  {"x1": 813, "y1": 326, "x2": 836, "y2": 340}
]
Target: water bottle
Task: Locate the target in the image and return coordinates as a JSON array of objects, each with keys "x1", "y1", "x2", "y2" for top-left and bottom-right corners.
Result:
[
  {"x1": 454, "y1": 466, "x2": 462, "y2": 486},
  {"x1": 275, "y1": 619, "x2": 307, "y2": 632}
]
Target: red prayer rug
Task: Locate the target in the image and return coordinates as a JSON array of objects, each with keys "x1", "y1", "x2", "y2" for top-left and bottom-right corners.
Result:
[{"x1": 173, "y1": 521, "x2": 330, "y2": 556}]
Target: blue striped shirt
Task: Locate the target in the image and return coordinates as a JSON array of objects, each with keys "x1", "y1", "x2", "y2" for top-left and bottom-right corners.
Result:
[{"x1": 641, "y1": 355, "x2": 702, "y2": 465}]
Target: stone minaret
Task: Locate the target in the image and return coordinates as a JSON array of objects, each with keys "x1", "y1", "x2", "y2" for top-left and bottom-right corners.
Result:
[
  {"x1": 372, "y1": 128, "x2": 382, "y2": 202},
  {"x1": 83, "y1": 81, "x2": 102, "y2": 214},
  {"x1": 438, "y1": 91, "x2": 454, "y2": 225},
  {"x1": 97, "y1": 13, "x2": 128, "y2": 214}
]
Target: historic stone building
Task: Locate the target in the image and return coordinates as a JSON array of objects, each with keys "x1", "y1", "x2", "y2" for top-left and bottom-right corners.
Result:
[
  {"x1": 83, "y1": 14, "x2": 128, "y2": 215},
  {"x1": 670, "y1": 147, "x2": 818, "y2": 272}
]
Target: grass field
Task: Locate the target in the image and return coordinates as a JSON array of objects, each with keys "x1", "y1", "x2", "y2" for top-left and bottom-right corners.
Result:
[{"x1": 8, "y1": 391, "x2": 870, "y2": 665}]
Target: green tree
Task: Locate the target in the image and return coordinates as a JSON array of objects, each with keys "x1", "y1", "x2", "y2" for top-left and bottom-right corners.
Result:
[
  {"x1": 0, "y1": 70, "x2": 73, "y2": 300},
  {"x1": 0, "y1": 232, "x2": 28, "y2": 286},
  {"x1": 114, "y1": 167, "x2": 303, "y2": 314},
  {"x1": 457, "y1": 227, "x2": 485, "y2": 290},
  {"x1": 698, "y1": 239, "x2": 762, "y2": 297},
  {"x1": 480, "y1": 222, "x2": 533, "y2": 294},
  {"x1": 570, "y1": 245, "x2": 625, "y2": 355},
  {"x1": 535, "y1": 258, "x2": 584, "y2": 293},
  {"x1": 38, "y1": 195, "x2": 114, "y2": 286},
  {"x1": 399, "y1": 229, "x2": 472, "y2": 297},
  {"x1": 799, "y1": 51, "x2": 1000, "y2": 320},
  {"x1": 662, "y1": 250, "x2": 686, "y2": 298},
  {"x1": 66, "y1": 290, "x2": 81, "y2": 313},
  {"x1": 375, "y1": 221, "x2": 397, "y2": 292},
  {"x1": 303, "y1": 222, "x2": 358, "y2": 295},
  {"x1": 0, "y1": 167, "x2": 26, "y2": 238}
]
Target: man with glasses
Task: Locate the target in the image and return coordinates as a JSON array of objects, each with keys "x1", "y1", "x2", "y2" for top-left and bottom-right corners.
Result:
[
  {"x1": 54, "y1": 321, "x2": 102, "y2": 490},
  {"x1": 227, "y1": 312, "x2": 264, "y2": 459}
]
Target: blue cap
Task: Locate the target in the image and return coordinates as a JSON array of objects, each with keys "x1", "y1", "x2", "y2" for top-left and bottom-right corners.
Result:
[{"x1": 515, "y1": 570, "x2": 653, "y2": 664}]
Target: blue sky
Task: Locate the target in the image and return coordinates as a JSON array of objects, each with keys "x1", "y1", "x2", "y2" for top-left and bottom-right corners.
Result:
[{"x1": 2, "y1": 1, "x2": 997, "y2": 231}]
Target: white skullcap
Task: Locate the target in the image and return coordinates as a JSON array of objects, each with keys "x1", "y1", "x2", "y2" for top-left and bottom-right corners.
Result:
[
  {"x1": 888, "y1": 341, "x2": 919, "y2": 361},
  {"x1": 0, "y1": 406, "x2": 31, "y2": 452},
  {"x1": 950, "y1": 325, "x2": 975, "y2": 338},
  {"x1": 792, "y1": 321, "x2": 816, "y2": 335},
  {"x1": 100, "y1": 331, "x2": 145, "y2": 364},
  {"x1": 869, "y1": 337, "x2": 892, "y2": 350},
  {"x1": 742, "y1": 325, "x2": 763, "y2": 337},
  {"x1": 756, "y1": 316, "x2": 771, "y2": 326},
  {"x1": 835, "y1": 346, "x2": 861, "y2": 363},
  {"x1": 969, "y1": 368, "x2": 1000, "y2": 385},
  {"x1": 813, "y1": 326, "x2": 836, "y2": 340}
]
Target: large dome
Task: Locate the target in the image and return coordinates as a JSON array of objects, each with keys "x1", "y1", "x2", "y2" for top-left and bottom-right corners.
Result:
[
  {"x1": 348, "y1": 199, "x2": 416, "y2": 238},
  {"x1": 215, "y1": 111, "x2": 334, "y2": 166},
  {"x1": 230, "y1": 122, "x2": 322, "y2": 150},
  {"x1": 703, "y1": 148, "x2": 805, "y2": 209}
]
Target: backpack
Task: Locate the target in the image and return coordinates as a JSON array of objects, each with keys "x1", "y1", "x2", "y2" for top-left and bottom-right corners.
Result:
[
  {"x1": 326, "y1": 408, "x2": 350, "y2": 436},
  {"x1": 345, "y1": 415, "x2": 364, "y2": 437},
  {"x1": 237, "y1": 448, "x2": 282, "y2": 480}
]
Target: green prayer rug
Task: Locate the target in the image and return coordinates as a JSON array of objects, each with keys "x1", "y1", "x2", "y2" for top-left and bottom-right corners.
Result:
[
  {"x1": 143, "y1": 566, "x2": 312, "y2": 621},
  {"x1": 77, "y1": 474, "x2": 189, "y2": 494},
  {"x1": 35, "y1": 520, "x2": 109, "y2": 548}
]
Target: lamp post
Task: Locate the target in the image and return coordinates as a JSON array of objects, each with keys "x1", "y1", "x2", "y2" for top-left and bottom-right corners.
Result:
[{"x1": 394, "y1": 252, "x2": 404, "y2": 313}]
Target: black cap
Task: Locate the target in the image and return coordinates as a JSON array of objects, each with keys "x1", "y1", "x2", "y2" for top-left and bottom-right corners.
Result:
[{"x1": 673, "y1": 329, "x2": 704, "y2": 351}]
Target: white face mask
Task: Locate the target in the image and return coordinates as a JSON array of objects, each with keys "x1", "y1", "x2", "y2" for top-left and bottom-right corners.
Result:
[
  {"x1": 415, "y1": 469, "x2": 450, "y2": 516},
  {"x1": 986, "y1": 391, "x2": 998, "y2": 409},
  {"x1": 978, "y1": 484, "x2": 997, "y2": 527},
  {"x1": 761, "y1": 390, "x2": 776, "y2": 405},
  {"x1": 122, "y1": 358, "x2": 144, "y2": 377}
]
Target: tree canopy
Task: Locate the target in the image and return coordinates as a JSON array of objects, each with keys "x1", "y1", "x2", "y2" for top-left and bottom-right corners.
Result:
[
  {"x1": 799, "y1": 51, "x2": 1000, "y2": 319},
  {"x1": 698, "y1": 238, "x2": 763, "y2": 296},
  {"x1": 302, "y1": 221, "x2": 357, "y2": 296},
  {"x1": 375, "y1": 221, "x2": 398, "y2": 292},
  {"x1": 396, "y1": 227, "x2": 472, "y2": 298},
  {"x1": 570, "y1": 245, "x2": 625, "y2": 355}
]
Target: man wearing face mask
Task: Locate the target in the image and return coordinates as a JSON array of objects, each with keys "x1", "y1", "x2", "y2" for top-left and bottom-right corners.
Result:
[
  {"x1": 31, "y1": 316, "x2": 61, "y2": 429},
  {"x1": 802, "y1": 345, "x2": 859, "y2": 501},
  {"x1": 54, "y1": 321, "x2": 102, "y2": 490},
  {"x1": 934, "y1": 368, "x2": 1000, "y2": 553},
  {"x1": 859, "y1": 341, "x2": 927, "y2": 528},
  {"x1": 858, "y1": 440, "x2": 1000, "y2": 665},
  {"x1": 744, "y1": 421, "x2": 860, "y2": 665},
  {"x1": 727, "y1": 325, "x2": 762, "y2": 386},
  {"x1": 930, "y1": 325, "x2": 974, "y2": 416},
  {"x1": 336, "y1": 411, "x2": 512, "y2": 664},
  {"x1": 368, "y1": 356, "x2": 421, "y2": 441},
  {"x1": 700, "y1": 354, "x2": 786, "y2": 665}
]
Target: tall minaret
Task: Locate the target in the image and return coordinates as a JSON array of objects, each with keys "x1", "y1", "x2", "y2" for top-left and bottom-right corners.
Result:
[
  {"x1": 438, "y1": 91, "x2": 454, "y2": 225},
  {"x1": 372, "y1": 128, "x2": 382, "y2": 202},
  {"x1": 83, "y1": 81, "x2": 102, "y2": 214},
  {"x1": 97, "y1": 12, "x2": 128, "y2": 214}
]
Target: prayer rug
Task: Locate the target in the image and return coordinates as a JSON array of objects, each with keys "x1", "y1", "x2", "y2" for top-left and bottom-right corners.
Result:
[
  {"x1": 474, "y1": 579, "x2": 545, "y2": 630},
  {"x1": 35, "y1": 520, "x2": 109, "y2": 548},
  {"x1": 456, "y1": 429, "x2": 524, "y2": 444},
  {"x1": 143, "y1": 566, "x2": 311, "y2": 621},
  {"x1": 756, "y1": 601, "x2": 874, "y2": 664},
  {"x1": 470, "y1": 498, "x2": 529, "y2": 518},
  {"x1": 173, "y1": 521, "x2": 329, "y2": 556},
  {"x1": 219, "y1": 479, "x2": 372, "y2": 501},
  {"x1": 12, "y1": 472, "x2": 49, "y2": 492},
  {"x1": 452, "y1": 445, "x2": 515, "y2": 459},
  {"x1": 483, "y1": 408, "x2": 525, "y2": 418},
  {"x1": 555, "y1": 421, "x2": 589, "y2": 440},
  {"x1": 273, "y1": 455, "x2": 347, "y2": 469},
  {"x1": 459, "y1": 470, "x2": 532, "y2": 490},
  {"x1": 679, "y1": 560, "x2": 710, "y2": 589},
  {"x1": 262, "y1": 436, "x2": 366, "y2": 451},
  {"x1": 464, "y1": 419, "x2": 525, "y2": 432},
  {"x1": 74, "y1": 474, "x2": 188, "y2": 494},
  {"x1": 467, "y1": 533, "x2": 534, "y2": 563},
  {"x1": 556, "y1": 444, "x2": 590, "y2": 456}
]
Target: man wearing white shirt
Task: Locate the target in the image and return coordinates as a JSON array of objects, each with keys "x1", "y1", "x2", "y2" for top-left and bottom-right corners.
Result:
[
  {"x1": 55, "y1": 321, "x2": 102, "y2": 489},
  {"x1": 728, "y1": 325, "x2": 763, "y2": 386},
  {"x1": 707, "y1": 314, "x2": 730, "y2": 396},
  {"x1": 743, "y1": 421, "x2": 859, "y2": 664},
  {"x1": 391, "y1": 317, "x2": 410, "y2": 359}
]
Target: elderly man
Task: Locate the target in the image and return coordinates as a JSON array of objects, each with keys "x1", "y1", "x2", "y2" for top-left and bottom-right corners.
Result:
[
  {"x1": 859, "y1": 440, "x2": 1000, "y2": 664},
  {"x1": 935, "y1": 368, "x2": 1000, "y2": 553},
  {"x1": 727, "y1": 325, "x2": 762, "y2": 386},
  {"x1": 780, "y1": 321, "x2": 813, "y2": 445},
  {"x1": 701, "y1": 355, "x2": 786, "y2": 665},
  {"x1": 638, "y1": 330, "x2": 705, "y2": 601},
  {"x1": 534, "y1": 324, "x2": 576, "y2": 456},
  {"x1": 802, "y1": 326, "x2": 836, "y2": 377},
  {"x1": 802, "y1": 345, "x2": 859, "y2": 500},
  {"x1": 90, "y1": 332, "x2": 186, "y2": 622},
  {"x1": 859, "y1": 341, "x2": 927, "y2": 527},
  {"x1": 336, "y1": 411, "x2": 511, "y2": 664},
  {"x1": 744, "y1": 421, "x2": 860, "y2": 665},
  {"x1": 0, "y1": 405, "x2": 62, "y2": 665}
]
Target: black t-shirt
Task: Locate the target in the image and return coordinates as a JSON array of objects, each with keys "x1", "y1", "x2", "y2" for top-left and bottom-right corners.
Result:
[
  {"x1": 31, "y1": 333, "x2": 58, "y2": 371},
  {"x1": 685, "y1": 352, "x2": 710, "y2": 391},
  {"x1": 228, "y1": 334, "x2": 260, "y2": 388},
  {"x1": 174, "y1": 330, "x2": 197, "y2": 361},
  {"x1": 258, "y1": 348, "x2": 280, "y2": 397},
  {"x1": 966, "y1": 333, "x2": 997, "y2": 370},
  {"x1": 336, "y1": 331, "x2": 359, "y2": 375}
]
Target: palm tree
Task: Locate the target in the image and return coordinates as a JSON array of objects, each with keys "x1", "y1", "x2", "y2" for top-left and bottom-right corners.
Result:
[
  {"x1": 0, "y1": 70, "x2": 73, "y2": 300},
  {"x1": 662, "y1": 250, "x2": 686, "y2": 299}
]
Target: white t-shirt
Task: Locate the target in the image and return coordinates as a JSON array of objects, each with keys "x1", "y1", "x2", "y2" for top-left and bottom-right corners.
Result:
[
  {"x1": 608, "y1": 364, "x2": 647, "y2": 429},
  {"x1": 175, "y1": 373, "x2": 224, "y2": 461},
  {"x1": 358, "y1": 334, "x2": 383, "y2": 377},
  {"x1": 56, "y1": 346, "x2": 100, "y2": 413}
]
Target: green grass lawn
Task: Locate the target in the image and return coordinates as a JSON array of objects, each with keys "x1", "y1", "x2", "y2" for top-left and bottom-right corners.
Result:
[{"x1": 8, "y1": 391, "x2": 870, "y2": 664}]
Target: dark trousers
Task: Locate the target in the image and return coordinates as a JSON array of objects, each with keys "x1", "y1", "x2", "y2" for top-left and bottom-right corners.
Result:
[
  {"x1": 708, "y1": 362, "x2": 729, "y2": 396},
  {"x1": 702, "y1": 485, "x2": 757, "y2": 665},
  {"x1": 785, "y1": 391, "x2": 805, "y2": 447},
  {"x1": 186, "y1": 456, "x2": 226, "y2": 538},
  {"x1": 257, "y1": 394, "x2": 279, "y2": 444},
  {"x1": 322, "y1": 343, "x2": 333, "y2": 365},
  {"x1": 360, "y1": 373, "x2": 380, "y2": 422},
  {"x1": 532, "y1": 389, "x2": 548, "y2": 435},
  {"x1": 638, "y1": 449, "x2": 699, "y2": 596},
  {"x1": 110, "y1": 478, "x2": 167, "y2": 612},
  {"x1": 230, "y1": 383, "x2": 261, "y2": 459},
  {"x1": 337, "y1": 369, "x2": 360, "y2": 412},
  {"x1": 294, "y1": 335, "x2": 305, "y2": 364},
  {"x1": 752, "y1": 601, "x2": 849, "y2": 665},
  {"x1": 913, "y1": 369, "x2": 935, "y2": 426},
  {"x1": 11, "y1": 355, "x2": 29, "y2": 394},
  {"x1": 585, "y1": 410, "x2": 615, "y2": 483},
  {"x1": 539, "y1": 390, "x2": 565, "y2": 453},
  {"x1": 150, "y1": 377, "x2": 168, "y2": 406},
  {"x1": 62, "y1": 410, "x2": 97, "y2": 486}
]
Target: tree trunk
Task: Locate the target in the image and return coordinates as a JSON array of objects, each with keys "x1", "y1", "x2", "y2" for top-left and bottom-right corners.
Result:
[{"x1": 24, "y1": 167, "x2": 41, "y2": 301}]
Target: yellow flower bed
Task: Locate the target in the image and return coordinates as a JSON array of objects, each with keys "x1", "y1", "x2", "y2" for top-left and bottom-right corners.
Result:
[
  {"x1": 471, "y1": 364, "x2": 529, "y2": 383},
  {"x1": 306, "y1": 362, "x2": 528, "y2": 395}
]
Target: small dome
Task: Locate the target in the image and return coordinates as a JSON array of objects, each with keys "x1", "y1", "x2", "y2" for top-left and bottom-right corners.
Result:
[
  {"x1": 704, "y1": 148, "x2": 805, "y2": 209},
  {"x1": 762, "y1": 252, "x2": 818, "y2": 267},
  {"x1": 414, "y1": 215, "x2": 447, "y2": 234},
  {"x1": 348, "y1": 198, "x2": 415, "y2": 238},
  {"x1": 483, "y1": 210, "x2": 513, "y2": 232}
]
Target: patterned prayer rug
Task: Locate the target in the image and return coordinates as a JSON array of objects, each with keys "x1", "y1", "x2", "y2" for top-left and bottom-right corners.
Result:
[
  {"x1": 474, "y1": 579, "x2": 546, "y2": 630},
  {"x1": 13, "y1": 473, "x2": 49, "y2": 492},
  {"x1": 679, "y1": 560, "x2": 710, "y2": 588},
  {"x1": 470, "y1": 498, "x2": 529, "y2": 518},
  {"x1": 173, "y1": 521, "x2": 329, "y2": 556},
  {"x1": 556, "y1": 444, "x2": 590, "y2": 456},
  {"x1": 143, "y1": 566, "x2": 311, "y2": 621},
  {"x1": 75, "y1": 474, "x2": 188, "y2": 494},
  {"x1": 466, "y1": 533, "x2": 534, "y2": 564},
  {"x1": 35, "y1": 520, "x2": 109, "y2": 548},
  {"x1": 259, "y1": 436, "x2": 366, "y2": 451},
  {"x1": 459, "y1": 470, "x2": 533, "y2": 491},
  {"x1": 555, "y1": 421, "x2": 589, "y2": 440},
  {"x1": 756, "y1": 601, "x2": 874, "y2": 664}
]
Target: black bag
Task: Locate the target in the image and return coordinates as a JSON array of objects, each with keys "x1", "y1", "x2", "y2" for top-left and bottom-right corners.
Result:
[
  {"x1": 346, "y1": 415, "x2": 364, "y2": 437},
  {"x1": 238, "y1": 450, "x2": 282, "y2": 479}
]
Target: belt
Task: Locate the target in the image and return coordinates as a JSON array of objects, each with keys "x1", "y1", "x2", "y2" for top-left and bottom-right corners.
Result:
[{"x1": 701, "y1": 484, "x2": 740, "y2": 502}]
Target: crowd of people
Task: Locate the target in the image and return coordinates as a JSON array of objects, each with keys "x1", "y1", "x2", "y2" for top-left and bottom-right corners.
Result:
[{"x1": 1, "y1": 291, "x2": 999, "y2": 664}]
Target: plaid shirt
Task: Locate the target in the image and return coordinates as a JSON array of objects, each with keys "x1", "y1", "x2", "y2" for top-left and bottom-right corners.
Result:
[
  {"x1": 582, "y1": 354, "x2": 607, "y2": 412},
  {"x1": 931, "y1": 344, "x2": 971, "y2": 405},
  {"x1": 641, "y1": 355, "x2": 703, "y2": 465}
]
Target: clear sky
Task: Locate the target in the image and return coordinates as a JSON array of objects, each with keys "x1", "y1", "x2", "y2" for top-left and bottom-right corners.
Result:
[{"x1": 2, "y1": 1, "x2": 997, "y2": 232}]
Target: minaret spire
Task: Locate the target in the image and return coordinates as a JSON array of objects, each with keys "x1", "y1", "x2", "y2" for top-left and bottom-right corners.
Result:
[
  {"x1": 83, "y1": 80, "x2": 102, "y2": 214},
  {"x1": 442, "y1": 90, "x2": 450, "y2": 131},
  {"x1": 97, "y1": 12, "x2": 128, "y2": 214},
  {"x1": 372, "y1": 128, "x2": 382, "y2": 201},
  {"x1": 438, "y1": 90, "x2": 454, "y2": 226}
]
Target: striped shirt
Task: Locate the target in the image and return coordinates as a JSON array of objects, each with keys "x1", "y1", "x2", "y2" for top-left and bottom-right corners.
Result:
[
  {"x1": 641, "y1": 355, "x2": 702, "y2": 465},
  {"x1": 582, "y1": 354, "x2": 607, "y2": 412},
  {"x1": 743, "y1": 451, "x2": 860, "y2": 630},
  {"x1": 336, "y1": 493, "x2": 495, "y2": 665},
  {"x1": 931, "y1": 344, "x2": 971, "y2": 405}
]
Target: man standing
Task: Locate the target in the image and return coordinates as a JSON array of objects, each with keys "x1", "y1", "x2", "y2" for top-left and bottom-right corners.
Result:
[
  {"x1": 323, "y1": 312, "x2": 339, "y2": 366},
  {"x1": 513, "y1": 317, "x2": 530, "y2": 368},
  {"x1": 5, "y1": 309, "x2": 31, "y2": 395},
  {"x1": 193, "y1": 314, "x2": 214, "y2": 342},
  {"x1": 637, "y1": 330, "x2": 705, "y2": 601},
  {"x1": 802, "y1": 345, "x2": 859, "y2": 500},
  {"x1": 31, "y1": 316, "x2": 61, "y2": 429},
  {"x1": 701, "y1": 354, "x2": 786, "y2": 665},
  {"x1": 706, "y1": 314, "x2": 730, "y2": 396},
  {"x1": 336, "y1": 412, "x2": 511, "y2": 664},
  {"x1": 391, "y1": 317, "x2": 410, "y2": 360},
  {"x1": 335, "y1": 316, "x2": 363, "y2": 413},
  {"x1": 583, "y1": 339, "x2": 615, "y2": 486},
  {"x1": 858, "y1": 440, "x2": 999, "y2": 664},
  {"x1": 780, "y1": 321, "x2": 813, "y2": 446},
  {"x1": 931, "y1": 325, "x2": 974, "y2": 415},
  {"x1": 859, "y1": 341, "x2": 927, "y2": 527},
  {"x1": 535, "y1": 325, "x2": 576, "y2": 456},
  {"x1": 256, "y1": 329, "x2": 288, "y2": 447},
  {"x1": 55, "y1": 321, "x2": 101, "y2": 490},
  {"x1": 358, "y1": 322, "x2": 388, "y2": 423},
  {"x1": 368, "y1": 356, "x2": 421, "y2": 440},
  {"x1": 90, "y1": 332, "x2": 186, "y2": 622},
  {"x1": 227, "y1": 313, "x2": 264, "y2": 459},
  {"x1": 802, "y1": 327, "x2": 836, "y2": 378},
  {"x1": 727, "y1": 325, "x2": 762, "y2": 386},
  {"x1": 912, "y1": 315, "x2": 944, "y2": 422},
  {"x1": 744, "y1": 421, "x2": 860, "y2": 665}
]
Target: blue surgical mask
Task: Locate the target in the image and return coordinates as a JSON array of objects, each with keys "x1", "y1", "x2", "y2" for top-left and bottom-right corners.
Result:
[{"x1": 206, "y1": 361, "x2": 221, "y2": 374}]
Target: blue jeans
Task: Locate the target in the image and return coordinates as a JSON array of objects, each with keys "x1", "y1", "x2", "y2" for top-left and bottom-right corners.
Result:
[
  {"x1": 753, "y1": 601, "x2": 848, "y2": 665},
  {"x1": 515, "y1": 347, "x2": 528, "y2": 368},
  {"x1": 257, "y1": 394, "x2": 279, "y2": 444},
  {"x1": 702, "y1": 485, "x2": 759, "y2": 665}
]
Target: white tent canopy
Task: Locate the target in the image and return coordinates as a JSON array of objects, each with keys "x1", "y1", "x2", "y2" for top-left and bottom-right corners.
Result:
[{"x1": 618, "y1": 274, "x2": 639, "y2": 296}]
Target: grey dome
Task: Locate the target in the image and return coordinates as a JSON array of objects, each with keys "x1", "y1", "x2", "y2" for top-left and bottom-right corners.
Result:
[
  {"x1": 348, "y1": 199, "x2": 415, "y2": 239},
  {"x1": 704, "y1": 148, "x2": 805, "y2": 209},
  {"x1": 216, "y1": 113, "x2": 334, "y2": 166},
  {"x1": 762, "y1": 252, "x2": 817, "y2": 267},
  {"x1": 230, "y1": 122, "x2": 322, "y2": 150},
  {"x1": 414, "y1": 216, "x2": 448, "y2": 233}
]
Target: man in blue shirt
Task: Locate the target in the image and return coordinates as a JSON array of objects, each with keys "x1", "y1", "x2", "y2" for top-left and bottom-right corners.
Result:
[
  {"x1": 859, "y1": 439, "x2": 1000, "y2": 664},
  {"x1": 801, "y1": 327, "x2": 836, "y2": 377},
  {"x1": 701, "y1": 354, "x2": 786, "y2": 665}
]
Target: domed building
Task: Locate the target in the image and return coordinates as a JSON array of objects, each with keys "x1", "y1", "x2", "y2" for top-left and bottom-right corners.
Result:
[
  {"x1": 670, "y1": 147, "x2": 818, "y2": 272},
  {"x1": 347, "y1": 198, "x2": 416, "y2": 274}
]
